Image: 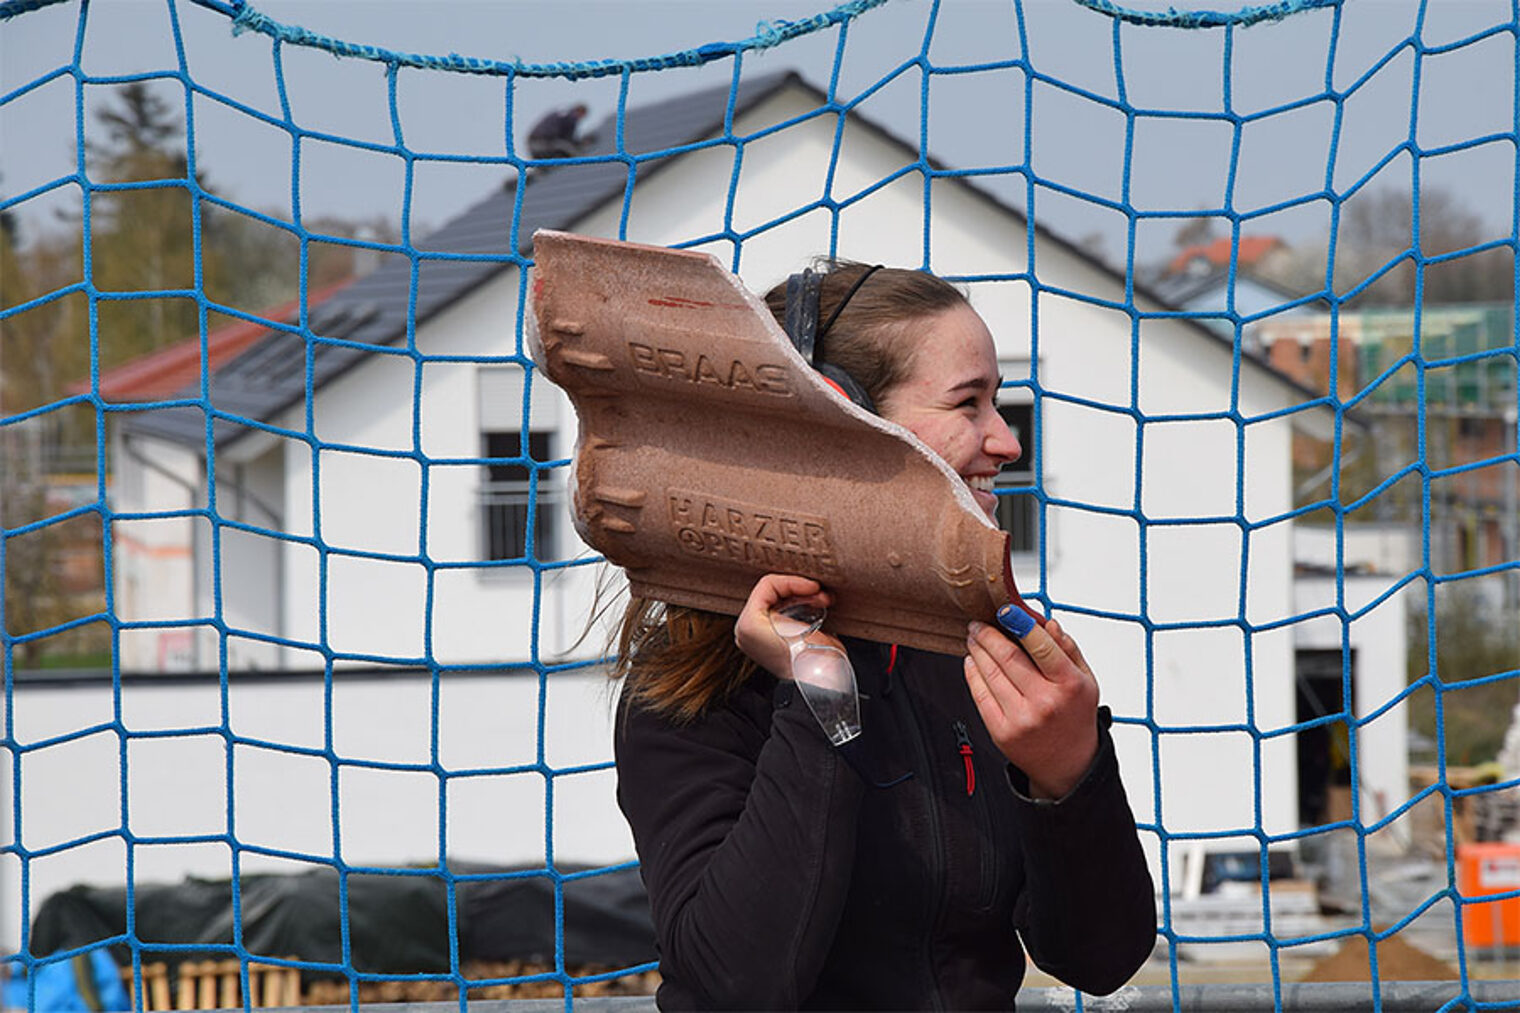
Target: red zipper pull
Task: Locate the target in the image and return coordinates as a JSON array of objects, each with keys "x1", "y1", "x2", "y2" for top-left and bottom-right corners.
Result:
[{"x1": 954, "y1": 721, "x2": 975, "y2": 796}]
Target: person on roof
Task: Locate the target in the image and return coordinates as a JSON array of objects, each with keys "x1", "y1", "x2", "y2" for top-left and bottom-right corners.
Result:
[
  {"x1": 612, "y1": 261, "x2": 1156, "y2": 1009},
  {"x1": 526, "y1": 103, "x2": 589, "y2": 160}
]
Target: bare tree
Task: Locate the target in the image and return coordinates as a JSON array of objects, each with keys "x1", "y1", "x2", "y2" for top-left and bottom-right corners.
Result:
[{"x1": 1262, "y1": 185, "x2": 1513, "y2": 306}]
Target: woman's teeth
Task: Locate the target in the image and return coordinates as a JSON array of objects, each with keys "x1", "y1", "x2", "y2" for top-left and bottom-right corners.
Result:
[{"x1": 966, "y1": 475, "x2": 995, "y2": 494}]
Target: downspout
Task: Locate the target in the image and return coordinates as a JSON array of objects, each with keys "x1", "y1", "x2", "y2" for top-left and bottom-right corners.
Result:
[
  {"x1": 121, "y1": 434, "x2": 199, "y2": 495},
  {"x1": 219, "y1": 461, "x2": 285, "y2": 667},
  {"x1": 121, "y1": 434, "x2": 204, "y2": 668}
]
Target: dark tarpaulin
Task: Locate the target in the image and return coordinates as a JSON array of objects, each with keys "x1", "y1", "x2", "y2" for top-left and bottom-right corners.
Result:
[
  {"x1": 457, "y1": 865, "x2": 655, "y2": 968},
  {"x1": 28, "y1": 865, "x2": 654, "y2": 973}
]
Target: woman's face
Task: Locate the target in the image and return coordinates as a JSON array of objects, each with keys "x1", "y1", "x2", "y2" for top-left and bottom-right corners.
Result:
[{"x1": 877, "y1": 303, "x2": 1022, "y2": 519}]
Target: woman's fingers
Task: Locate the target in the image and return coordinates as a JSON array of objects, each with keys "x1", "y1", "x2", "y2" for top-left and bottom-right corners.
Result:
[
  {"x1": 963, "y1": 623, "x2": 1031, "y2": 737},
  {"x1": 977, "y1": 612, "x2": 1074, "y2": 685},
  {"x1": 963, "y1": 654, "x2": 1003, "y2": 728},
  {"x1": 963, "y1": 652, "x2": 1014, "y2": 741},
  {"x1": 993, "y1": 615, "x2": 1078, "y2": 683},
  {"x1": 967, "y1": 621, "x2": 1035, "y2": 691},
  {"x1": 968, "y1": 612, "x2": 1101, "y2": 799},
  {"x1": 747, "y1": 573, "x2": 831, "y2": 612},
  {"x1": 733, "y1": 573, "x2": 833, "y2": 678}
]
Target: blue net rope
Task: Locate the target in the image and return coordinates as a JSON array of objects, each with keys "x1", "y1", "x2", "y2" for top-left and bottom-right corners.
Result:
[{"x1": 1, "y1": 0, "x2": 1518, "y2": 1010}]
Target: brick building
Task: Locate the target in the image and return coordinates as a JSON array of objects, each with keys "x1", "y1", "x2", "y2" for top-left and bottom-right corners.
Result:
[{"x1": 1257, "y1": 305, "x2": 1519, "y2": 590}]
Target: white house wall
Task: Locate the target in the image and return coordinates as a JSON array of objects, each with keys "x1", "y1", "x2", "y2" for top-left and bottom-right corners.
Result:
[{"x1": 0, "y1": 671, "x2": 631, "y2": 953}]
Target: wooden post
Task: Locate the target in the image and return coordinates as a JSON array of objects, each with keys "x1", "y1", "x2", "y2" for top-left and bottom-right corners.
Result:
[
  {"x1": 146, "y1": 963, "x2": 171, "y2": 1012},
  {"x1": 217, "y1": 960, "x2": 238, "y2": 1009},
  {"x1": 252, "y1": 961, "x2": 301, "y2": 1008},
  {"x1": 122, "y1": 961, "x2": 172, "y2": 1011},
  {"x1": 196, "y1": 962, "x2": 216, "y2": 1010},
  {"x1": 175, "y1": 962, "x2": 197, "y2": 1011}
]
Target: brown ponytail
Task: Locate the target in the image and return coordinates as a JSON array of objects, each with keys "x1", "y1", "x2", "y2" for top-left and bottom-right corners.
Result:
[{"x1": 613, "y1": 597, "x2": 759, "y2": 724}]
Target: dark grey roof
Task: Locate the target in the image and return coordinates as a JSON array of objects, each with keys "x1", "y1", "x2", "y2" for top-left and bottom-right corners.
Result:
[{"x1": 125, "y1": 70, "x2": 801, "y2": 447}]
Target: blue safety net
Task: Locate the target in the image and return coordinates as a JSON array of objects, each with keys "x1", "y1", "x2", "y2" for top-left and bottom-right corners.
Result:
[{"x1": 1, "y1": 0, "x2": 1518, "y2": 1010}]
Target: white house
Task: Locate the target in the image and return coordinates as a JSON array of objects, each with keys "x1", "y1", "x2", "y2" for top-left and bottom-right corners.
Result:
[{"x1": 6, "y1": 71, "x2": 1407, "y2": 950}]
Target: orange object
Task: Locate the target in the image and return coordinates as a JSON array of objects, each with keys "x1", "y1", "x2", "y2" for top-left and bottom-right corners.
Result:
[{"x1": 1458, "y1": 842, "x2": 1520, "y2": 947}]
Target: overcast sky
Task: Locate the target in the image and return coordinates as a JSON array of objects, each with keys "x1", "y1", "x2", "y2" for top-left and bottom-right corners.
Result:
[{"x1": 2, "y1": 0, "x2": 1515, "y2": 270}]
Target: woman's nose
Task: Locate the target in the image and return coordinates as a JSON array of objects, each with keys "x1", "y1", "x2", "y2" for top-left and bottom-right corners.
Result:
[{"x1": 985, "y1": 413, "x2": 1022, "y2": 464}]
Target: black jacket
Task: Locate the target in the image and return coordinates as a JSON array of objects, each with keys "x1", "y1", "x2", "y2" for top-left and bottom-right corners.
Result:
[{"x1": 614, "y1": 638, "x2": 1156, "y2": 1010}]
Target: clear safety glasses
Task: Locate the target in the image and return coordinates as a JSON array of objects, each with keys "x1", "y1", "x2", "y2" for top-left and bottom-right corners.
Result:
[{"x1": 769, "y1": 603, "x2": 862, "y2": 746}]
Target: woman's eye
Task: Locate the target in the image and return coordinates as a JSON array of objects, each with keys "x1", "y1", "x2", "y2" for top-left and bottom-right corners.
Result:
[{"x1": 956, "y1": 397, "x2": 977, "y2": 410}]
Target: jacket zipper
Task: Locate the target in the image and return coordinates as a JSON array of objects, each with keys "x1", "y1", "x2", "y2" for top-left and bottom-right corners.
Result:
[
  {"x1": 955, "y1": 720, "x2": 998, "y2": 911},
  {"x1": 954, "y1": 721, "x2": 976, "y2": 796},
  {"x1": 900, "y1": 668, "x2": 947, "y2": 1011}
]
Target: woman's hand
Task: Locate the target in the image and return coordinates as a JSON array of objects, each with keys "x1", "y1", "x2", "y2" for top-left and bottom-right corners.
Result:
[
  {"x1": 733, "y1": 574, "x2": 834, "y2": 679},
  {"x1": 964, "y1": 615, "x2": 1100, "y2": 800}
]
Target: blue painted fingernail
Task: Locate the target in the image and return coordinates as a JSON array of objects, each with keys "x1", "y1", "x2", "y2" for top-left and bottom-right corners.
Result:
[{"x1": 996, "y1": 604, "x2": 1036, "y2": 639}]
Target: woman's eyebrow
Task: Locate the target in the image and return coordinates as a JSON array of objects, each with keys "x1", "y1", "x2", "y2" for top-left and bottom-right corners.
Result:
[{"x1": 948, "y1": 374, "x2": 1004, "y2": 394}]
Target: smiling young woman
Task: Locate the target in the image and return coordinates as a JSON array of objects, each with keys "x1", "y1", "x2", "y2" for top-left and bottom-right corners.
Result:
[{"x1": 612, "y1": 260, "x2": 1156, "y2": 1010}]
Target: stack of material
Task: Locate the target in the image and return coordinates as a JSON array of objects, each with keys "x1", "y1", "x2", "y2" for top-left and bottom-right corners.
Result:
[{"x1": 31, "y1": 864, "x2": 656, "y2": 998}]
